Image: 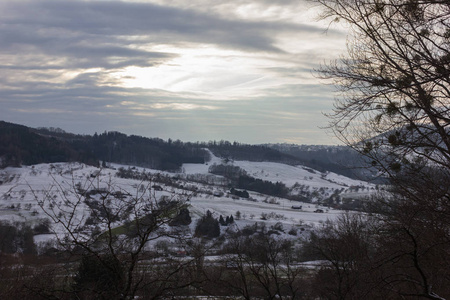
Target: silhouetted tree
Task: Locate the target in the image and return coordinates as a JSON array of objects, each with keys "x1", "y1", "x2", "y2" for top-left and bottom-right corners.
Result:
[
  {"x1": 312, "y1": 0, "x2": 450, "y2": 298},
  {"x1": 195, "y1": 211, "x2": 220, "y2": 238},
  {"x1": 31, "y1": 174, "x2": 194, "y2": 299},
  {"x1": 169, "y1": 208, "x2": 192, "y2": 226}
]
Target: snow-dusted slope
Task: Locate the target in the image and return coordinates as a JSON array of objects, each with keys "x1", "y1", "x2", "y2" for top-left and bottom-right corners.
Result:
[
  {"x1": 182, "y1": 149, "x2": 375, "y2": 202},
  {"x1": 0, "y1": 147, "x2": 379, "y2": 249},
  {"x1": 233, "y1": 160, "x2": 370, "y2": 189},
  {"x1": 185, "y1": 149, "x2": 371, "y2": 188},
  {"x1": 0, "y1": 161, "x2": 348, "y2": 243},
  {"x1": 182, "y1": 149, "x2": 223, "y2": 174}
]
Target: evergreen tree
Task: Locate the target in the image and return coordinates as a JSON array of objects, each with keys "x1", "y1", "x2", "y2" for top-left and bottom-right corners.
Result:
[
  {"x1": 195, "y1": 210, "x2": 220, "y2": 238},
  {"x1": 219, "y1": 215, "x2": 226, "y2": 226}
]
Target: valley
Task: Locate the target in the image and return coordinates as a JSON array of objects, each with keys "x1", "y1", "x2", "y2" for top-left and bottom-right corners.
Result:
[{"x1": 0, "y1": 150, "x2": 376, "y2": 249}]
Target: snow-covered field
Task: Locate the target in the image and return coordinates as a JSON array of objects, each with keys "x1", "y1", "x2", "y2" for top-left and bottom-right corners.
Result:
[
  {"x1": 184, "y1": 150, "x2": 370, "y2": 189},
  {"x1": 184, "y1": 150, "x2": 376, "y2": 203},
  {"x1": 0, "y1": 151, "x2": 375, "y2": 246},
  {"x1": 233, "y1": 160, "x2": 370, "y2": 189}
]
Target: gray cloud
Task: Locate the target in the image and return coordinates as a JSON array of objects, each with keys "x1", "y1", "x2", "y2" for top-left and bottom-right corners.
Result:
[
  {"x1": 0, "y1": 0, "x2": 329, "y2": 80},
  {"x1": 0, "y1": 0, "x2": 344, "y2": 144},
  {"x1": 0, "y1": 0, "x2": 308, "y2": 55}
]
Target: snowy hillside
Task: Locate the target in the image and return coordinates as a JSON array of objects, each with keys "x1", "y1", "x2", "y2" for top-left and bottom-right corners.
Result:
[
  {"x1": 184, "y1": 149, "x2": 376, "y2": 202},
  {"x1": 0, "y1": 151, "x2": 376, "y2": 248}
]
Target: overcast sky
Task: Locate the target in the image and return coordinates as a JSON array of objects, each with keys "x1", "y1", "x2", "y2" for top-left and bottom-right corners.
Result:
[{"x1": 0, "y1": 0, "x2": 347, "y2": 145}]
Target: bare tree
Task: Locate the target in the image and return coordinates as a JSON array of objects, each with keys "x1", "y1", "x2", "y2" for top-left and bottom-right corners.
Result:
[
  {"x1": 31, "y1": 172, "x2": 195, "y2": 299},
  {"x1": 213, "y1": 226, "x2": 307, "y2": 300},
  {"x1": 311, "y1": 0, "x2": 450, "y2": 298},
  {"x1": 315, "y1": 0, "x2": 450, "y2": 171},
  {"x1": 304, "y1": 213, "x2": 382, "y2": 299}
]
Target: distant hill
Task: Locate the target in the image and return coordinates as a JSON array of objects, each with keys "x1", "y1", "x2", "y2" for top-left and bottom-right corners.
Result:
[
  {"x1": 0, "y1": 121, "x2": 381, "y2": 181},
  {"x1": 0, "y1": 121, "x2": 208, "y2": 171},
  {"x1": 0, "y1": 121, "x2": 97, "y2": 167},
  {"x1": 84, "y1": 132, "x2": 209, "y2": 171},
  {"x1": 205, "y1": 140, "x2": 300, "y2": 165}
]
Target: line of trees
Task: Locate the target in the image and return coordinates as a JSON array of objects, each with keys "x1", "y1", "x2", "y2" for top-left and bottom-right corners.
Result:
[
  {"x1": 0, "y1": 122, "x2": 303, "y2": 172},
  {"x1": 209, "y1": 164, "x2": 289, "y2": 198},
  {"x1": 206, "y1": 140, "x2": 300, "y2": 164},
  {"x1": 0, "y1": 122, "x2": 210, "y2": 171}
]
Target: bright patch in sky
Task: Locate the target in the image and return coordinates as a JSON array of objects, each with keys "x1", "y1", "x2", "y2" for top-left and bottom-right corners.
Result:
[
  {"x1": 115, "y1": 46, "x2": 291, "y2": 99},
  {"x1": 0, "y1": 0, "x2": 347, "y2": 144}
]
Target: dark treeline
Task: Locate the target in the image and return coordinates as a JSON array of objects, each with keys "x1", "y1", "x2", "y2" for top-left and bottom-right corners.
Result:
[
  {"x1": 0, "y1": 121, "x2": 305, "y2": 172},
  {"x1": 209, "y1": 164, "x2": 289, "y2": 198},
  {"x1": 0, "y1": 121, "x2": 97, "y2": 167},
  {"x1": 237, "y1": 175, "x2": 288, "y2": 198},
  {"x1": 206, "y1": 140, "x2": 300, "y2": 164},
  {"x1": 0, "y1": 121, "x2": 209, "y2": 171},
  {"x1": 3, "y1": 121, "x2": 371, "y2": 180},
  {"x1": 85, "y1": 132, "x2": 209, "y2": 171}
]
